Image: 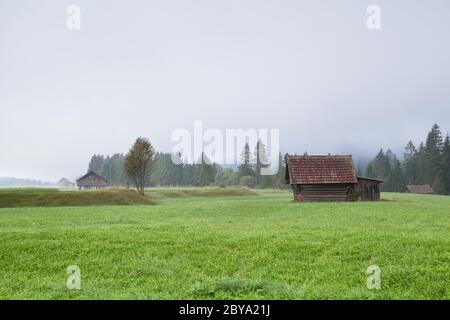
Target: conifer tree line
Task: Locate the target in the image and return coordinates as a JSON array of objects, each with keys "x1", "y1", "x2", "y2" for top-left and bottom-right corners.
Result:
[
  {"x1": 86, "y1": 124, "x2": 449, "y2": 194},
  {"x1": 87, "y1": 140, "x2": 287, "y2": 189},
  {"x1": 364, "y1": 124, "x2": 450, "y2": 194}
]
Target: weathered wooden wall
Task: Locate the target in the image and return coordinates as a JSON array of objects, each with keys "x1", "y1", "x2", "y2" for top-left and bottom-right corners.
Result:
[
  {"x1": 292, "y1": 184, "x2": 353, "y2": 202},
  {"x1": 355, "y1": 178, "x2": 381, "y2": 201},
  {"x1": 77, "y1": 173, "x2": 107, "y2": 190}
]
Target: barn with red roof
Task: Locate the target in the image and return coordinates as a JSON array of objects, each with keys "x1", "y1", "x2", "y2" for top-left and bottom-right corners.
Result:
[{"x1": 285, "y1": 155, "x2": 382, "y2": 202}]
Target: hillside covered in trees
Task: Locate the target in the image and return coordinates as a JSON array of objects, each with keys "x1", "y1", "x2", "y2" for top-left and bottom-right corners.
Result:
[{"x1": 363, "y1": 124, "x2": 450, "y2": 194}]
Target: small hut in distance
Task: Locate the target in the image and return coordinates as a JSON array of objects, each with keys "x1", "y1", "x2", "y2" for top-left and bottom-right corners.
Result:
[
  {"x1": 76, "y1": 171, "x2": 107, "y2": 190},
  {"x1": 406, "y1": 185, "x2": 434, "y2": 194},
  {"x1": 57, "y1": 177, "x2": 75, "y2": 188}
]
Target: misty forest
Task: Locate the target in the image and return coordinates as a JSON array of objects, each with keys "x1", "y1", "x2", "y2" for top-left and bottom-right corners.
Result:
[{"x1": 82, "y1": 124, "x2": 450, "y2": 195}]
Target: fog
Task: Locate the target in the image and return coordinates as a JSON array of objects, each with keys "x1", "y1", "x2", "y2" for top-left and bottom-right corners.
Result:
[{"x1": 1, "y1": 0, "x2": 450, "y2": 181}]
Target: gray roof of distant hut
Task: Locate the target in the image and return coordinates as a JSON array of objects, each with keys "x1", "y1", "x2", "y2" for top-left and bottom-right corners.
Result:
[
  {"x1": 58, "y1": 177, "x2": 74, "y2": 186},
  {"x1": 76, "y1": 171, "x2": 107, "y2": 183}
]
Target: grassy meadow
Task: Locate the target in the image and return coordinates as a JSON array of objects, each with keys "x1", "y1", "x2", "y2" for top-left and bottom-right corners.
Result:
[{"x1": 0, "y1": 188, "x2": 449, "y2": 299}]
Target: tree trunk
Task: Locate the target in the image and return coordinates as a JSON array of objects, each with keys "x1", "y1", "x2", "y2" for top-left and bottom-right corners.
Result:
[{"x1": 139, "y1": 182, "x2": 144, "y2": 196}]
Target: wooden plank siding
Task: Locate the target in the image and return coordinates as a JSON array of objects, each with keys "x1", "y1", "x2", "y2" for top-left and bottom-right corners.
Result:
[
  {"x1": 292, "y1": 184, "x2": 353, "y2": 202},
  {"x1": 356, "y1": 177, "x2": 382, "y2": 201},
  {"x1": 76, "y1": 171, "x2": 107, "y2": 190}
]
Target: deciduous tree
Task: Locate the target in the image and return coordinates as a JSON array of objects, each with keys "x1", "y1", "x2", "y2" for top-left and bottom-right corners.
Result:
[{"x1": 124, "y1": 137, "x2": 155, "y2": 196}]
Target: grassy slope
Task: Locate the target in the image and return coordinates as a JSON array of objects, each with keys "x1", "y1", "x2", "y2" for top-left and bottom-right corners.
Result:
[
  {"x1": 144, "y1": 187, "x2": 257, "y2": 199},
  {"x1": 0, "y1": 190, "x2": 449, "y2": 299},
  {"x1": 0, "y1": 188, "x2": 153, "y2": 207}
]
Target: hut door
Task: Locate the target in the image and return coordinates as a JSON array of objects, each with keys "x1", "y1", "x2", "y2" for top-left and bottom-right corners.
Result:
[{"x1": 369, "y1": 185, "x2": 375, "y2": 201}]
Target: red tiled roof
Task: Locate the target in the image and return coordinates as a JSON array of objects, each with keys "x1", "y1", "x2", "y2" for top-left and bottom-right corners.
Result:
[
  {"x1": 287, "y1": 155, "x2": 358, "y2": 185},
  {"x1": 406, "y1": 185, "x2": 434, "y2": 194}
]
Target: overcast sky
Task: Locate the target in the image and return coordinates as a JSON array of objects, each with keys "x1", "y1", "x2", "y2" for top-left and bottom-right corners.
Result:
[{"x1": 1, "y1": 0, "x2": 450, "y2": 181}]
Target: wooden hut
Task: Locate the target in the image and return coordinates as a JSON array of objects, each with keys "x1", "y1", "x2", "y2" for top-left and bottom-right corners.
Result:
[
  {"x1": 406, "y1": 185, "x2": 434, "y2": 194},
  {"x1": 285, "y1": 155, "x2": 358, "y2": 202},
  {"x1": 57, "y1": 177, "x2": 75, "y2": 188},
  {"x1": 76, "y1": 171, "x2": 107, "y2": 190},
  {"x1": 285, "y1": 155, "x2": 382, "y2": 202},
  {"x1": 355, "y1": 176, "x2": 383, "y2": 201}
]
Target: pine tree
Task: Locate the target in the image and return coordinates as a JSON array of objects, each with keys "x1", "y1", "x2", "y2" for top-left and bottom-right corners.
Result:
[
  {"x1": 383, "y1": 157, "x2": 405, "y2": 192},
  {"x1": 151, "y1": 153, "x2": 164, "y2": 186},
  {"x1": 416, "y1": 142, "x2": 426, "y2": 184},
  {"x1": 275, "y1": 152, "x2": 287, "y2": 188},
  {"x1": 88, "y1": 154, "x2": 104, "y2": 173},
  {"x1": 366, "y1": 149, "x2": 391, "y2": 180},
  {"x1": 171, "y1": 152, "x2": 184, "y2": 186},
  {"x1": 182, "y1": 163, "x2": 195, "y2": 186},
  {"x1": 367, "y1": 149, "x2": 405, "y2": 191},
  {"x1": 403, "y1": 140, "x2": 418, "y2": 184},
  {"x1": 193, "y1": 153, "x2": 215, "y2": 186},
  {"x1": 424, "y1": 124, "x2": 444, "y2": 184},
  {"x1": 101, "y1": 155, "x2": 114, "y2": 185},
  {"x1": 238, "y1": 143, "x2": 255, "y2": 178},
  {"x1": 385, "y1": 149, "x2": 395, "y2": 164},
  {"x1": 439, "y1": 134, "x2": 450, "y2": 194},
  {"x1": 254, "y1": 140, "x2": 269, "y2": 187},
  {"x1": 431, "y1": 175, "x2": 446, "y2": 194}
]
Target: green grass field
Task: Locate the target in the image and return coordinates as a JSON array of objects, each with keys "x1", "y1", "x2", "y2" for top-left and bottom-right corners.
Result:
[{"x1": 0, "y1": 188, "x2": 449, "y2": 299}]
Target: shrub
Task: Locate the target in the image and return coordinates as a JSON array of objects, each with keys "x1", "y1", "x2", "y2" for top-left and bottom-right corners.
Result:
[{"x1": 239, "y1": 175, "x2": 256, "y2": 188}]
